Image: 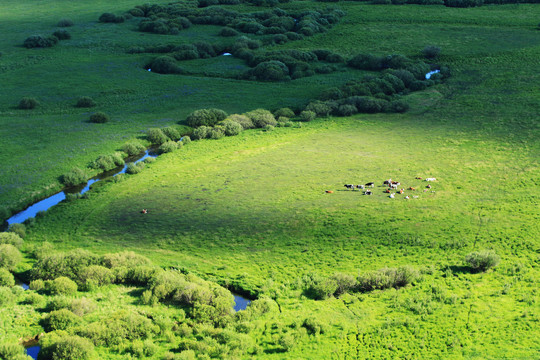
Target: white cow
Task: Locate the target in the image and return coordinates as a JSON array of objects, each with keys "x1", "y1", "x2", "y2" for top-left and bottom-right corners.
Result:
[{"x1": 425, "y1": 177, "x2": 437, "y2": 182}]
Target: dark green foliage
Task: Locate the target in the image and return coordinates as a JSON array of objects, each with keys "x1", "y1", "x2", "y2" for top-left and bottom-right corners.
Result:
[
  {"x1": 31, "y1": 249, "x2": 100, "y2": 281},
  {"x1": 186, "y1": 108, "x2": 228, "y2": 127},
  {"x1": 18, "y1": 97, "x2": 39, "y2": 109},
  {"x1": 0, "y1": 342, "x2": 29, "y2": 360},
  {"x1": 75, "y1": 96, "x2": 95, "y2": 108},
  {"x1": 89, "y1": 112, "x2": 109, "y2": 123},
  {"x1": 0, "y1": 268, "x2": 14, "y2": 287},
  {"x1": 300, "y1": 110, "x2": 316, "y2": 122},
  {"x1": 247, "y1": 61, "x2": 290, "y2": 81},
  {"x1": 99, "y1": 13, "x2": 125, "y2": 23},
  {"x1": 344, "y1": 96, "x2": 388, "y2": 113},
  {"x1": 46, "y1": 277, "x2": 78, "y2": 295},
  {"x1": 220, "y1": 120, "x2": 243, "y2": 136},
  {"x1": 226, "y1": 114, "x2": 254, "y2": 130},
  {"x1": 61, "y1": 167, "x2": 88, "y2": 187},
  {"x1": 465, "y1": 250, "x2": 500, "y2": 272},
  {"x1": 274, "y1": 108, "x2": 295, "y2": 118},
  {"x1": 79, "y1": 265, "x2": 114, "y2": 288},
  {"x1": 147, "y1": 56, "x2": 183, "y2": 74},
  {"x1": 209, "y1": 126, "x2": 226, "y2": 140},
  {"x1": 244, "y1": 109, "x2": 277, "y2": 128},
  {"x1": 39, "y1": 334, "x2": 95, "y2": 360},
  {"x1": 0, "y1": 244, "x2": 22, "y2": 270},
  {"x1": 302, "y1": 317, "x2": 325, "y2": 335},
  {"x1": 305, "y1": 101, "x2": 332, "y2": 117},
  {"x1": 219, "y1": 27, "x2": 239, "y2": 37},
  {"x1": 126, "y1": 162, "x2": 145, "y2": 175},
  {"x1": 41, "y1": 309, "x2": 80, "y2": 331},
  {"x1": 444, "y1": 0, "x2": 484, "y2": 7},
  {"x1": 121, "y1": 141, "x2": 146, "y2": 156},
  {"x1": 303, "y1": 273, "x2": 338, "y2": 300},
  {"x1": 162, "y1": 126, "x2": 181, "y2": 141},
  {"x1": 191, "y1": 126, "x2": 210, "y2": 140},
  {"x1": 336, "y1": 104, "x2": 358, "y2": 116},
  {"x1": 348, "y1": 53, "x2": 384, "y2": 71},
  {"x1": 57, "y1": 18, "x2": 74, "y2": 27},
  {"x1": 423, "y1": 45, "x2": 441, "y2": 59},
  {"x1": 389, "y1": 99, "x2": 409, "y2": 113},
  {"x1": 180, "y1": 135, "x2": 192, "y2": 145},
  {"x1": 0, "y1": 207, "x2": 9, "y2": 223},
  {"x1": 0, "y1": 232, "x2": 23, "y2": 248},
  {"x1": 91, "y1": 153, "x2": 124, "y2": 171},
  {"x1": 23, "y1": 35, "x2": 58, "y2": 48},
  {"x1": 147, "y1": 128, "x2": 169, "y2": 145},
  {"x1": 53, "y1": 30, "x2": 71, "y2": 40},
  {"x1": 159, "y1": 141, "x2": 178, "y2": 153},
  {"x1": 356, "y1": 266, "x2": 418, "y2": 292}
]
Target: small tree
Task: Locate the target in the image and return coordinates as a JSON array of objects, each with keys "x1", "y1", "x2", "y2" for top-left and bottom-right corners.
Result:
[
  {"x1": 274, "y1": 108, "x2": 295, "y2": 118},
  {"x1": 147, "y1": 128, "x2": 169, "y2": 145},
  {"x1": 76, "y1": 96, "x2": 95, "y2": 108},
  {"x1": 300, "y1": 110, "x2": 316, "y2": 122},
  {"x1": 244, "y1": 109, "x2": 277, "y2": 128},
  {"x1": 46, "y1": 276, "x2": 78, "y2": 295},
  {"x1": 0, "y1": 244, "x2": 22, "y2": 270},
  {"x1": 0, "y1": 232, "x2": 24, "y2": 248},
  {"x1": 53, "y1": 30, "x2": 71, "y2": 40},
  {"x1": 162, "y1": 126, "x2": 181, "y2": 141},
  {"x1": 186, "y1": 108, "x2": 228, "y2": 127},
  {"x1": 225, "y1": 114, "x2": 254, "y2": 129},
  {"x1": 122, "y1": 141, "x2": 146, "y2": 156},
  {"x1": 41, "y1": 309, "x2": 80, "y2": 331},
  {"x1": 18, "y1": 97, "x2": 39, "y2": 109},
  {"x1": 0, "y1": 268, "x2": 15, "y2": 287},
  {"x1": 159, "y1": 141, "x2": 178, "y2": 153},
  {"x1": 61, "y1": 167, "x2": 88, "y2": 186},
  {"x1": 89, "y1": 112, "x2": 109, "y2": 123},
  {"x1": 422, "y1": 45, "x2": 441, "y2": 59},
  {"x1": 465, "y1": 250, "x2": 500, "y2": 272},
  {"x1": 220, "y1": 120, "x2": 243, "y2": 136},
  {"x1": 57, "y1": 18, "x2": 74, "y2": 27}
]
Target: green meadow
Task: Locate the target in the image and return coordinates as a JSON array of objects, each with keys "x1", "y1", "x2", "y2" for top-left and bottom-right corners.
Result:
[{"x1": 0, "y1": 0, "x2": 539, "y2": 359}]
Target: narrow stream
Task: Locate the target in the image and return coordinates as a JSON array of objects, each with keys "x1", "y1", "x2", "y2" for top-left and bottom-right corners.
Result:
[
  {"x1": 6, "y1": 150, "x2": 157, "y2": 226},
  {"x1": 425, "y1": 69, "x2": 440, "y2": 79}
]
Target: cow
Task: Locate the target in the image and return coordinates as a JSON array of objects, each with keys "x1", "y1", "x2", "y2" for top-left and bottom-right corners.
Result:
[
  {"x1": 364, "y1": 190, "x2": 372, "y2": 195},
  {"x1": 390, "y1": 184, "x2": 398, "y2": 189},
  {"x1": 426, "y1": 178, "x2": 437, "y2": 182},
  {"x1": 391, "y1": 181, "x2": 400, "y2": 186},
  {"x1": 416, "y1": 177, "x2": 423, "y2": 180},
  {"x1": 365, "y1": 182, "x2": 375, "y2": 188},
  {"x1": 405, "y1": 195, "x2": 410, "y2": 200},
  {"x1": 356, "y1": 184, "x2": 365, "y2": 190},
  {"x1": 389, "y1": 193, "x2": 395, "y2": 198},
  {"x1": 399, "y1": 189, "x2": 404, "y2": 194},
  {"x1": 344, "y1": 184, "x2": 354, "y2": 190},
  {"x1": 141, "y1": 209, "x2": 148, "y2": 214},
  {"x1": 426, "y1": 184, "x2": 432, "y2": 189},
  {"x1": 408, "y1": 187, "x2": 416, "y2": 191},
  {"x1": 385, "y1": 188, "x2": 392, "y2": 193},
  {"x1": 383, "y1": 179, "x2": 392, "y2": 185},
  {"x1": 325, "y1": 190, "x2": 334, "y2": 193}
]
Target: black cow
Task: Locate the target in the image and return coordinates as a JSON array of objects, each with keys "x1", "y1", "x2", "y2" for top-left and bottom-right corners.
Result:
[
  {"x1": 344, "y1": 184, "x2": 354, "y2": 190},
  {"x1": 365, "y1": 182, "x2": 375, "y2": 188}
]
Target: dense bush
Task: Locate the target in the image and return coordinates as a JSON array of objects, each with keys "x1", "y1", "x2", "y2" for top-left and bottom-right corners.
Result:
[
  {"x1": 91, "y1": 153, "x2": 124, "y2": 171},
  {"x1": 219, "y1": 27, "x2": 239, "y2": 36},
  {"x1": 126, "y1": 162, "x2": 145, "y2": 175},
  {"x1": 79, "y1": 265, "x2": 114, "y2": 288},
  {"x1": 99, "y1": 13, "x2": 125, "y2": 23},
  {"x1": 389, "y1": 99, "x2": 409, "y2": 113},
  {"x1": 5, "y1": 226, "x2": 24, "y2": 240},
  {"x1": 162, "y1": 126, "x2": 181, "y2": 141},
  {"x1": 23, "y1": 35, "x2": 58, "y2": 48},
  {"x1": 348, "y1": 53, "x2": 384, "y2": 71},
  {"x1": 53, "y1": 30, "x2": 71, "y2": 40},
  {"x1": 0, "y1": 268, "x2": 14, "y2": 287},
  {"x1": 465, "y1": 250, "x2": 500, "y2": 272},
  {"x1": 147, "y1": 56, "x2": 183, "y2": 74},
  {"x1": 0, "y1": 287, "x2": 16, "y2": 306},
  {"x1": 300, "y1": 110, "x2": 316, "y2": 122},
  {"x1": 46, "y1": 276, "x2": 78, "y2": 295},
  {"x1": 356, "y1": 266, "x2": 418, "y2": 292},
  {"x1": 305, "y1": 101, "x2": 332, "y2": 117},
  {"x1": 31, "y1": 249, "x2": 100, "y2": 281},
  {"x1": 122, "y1": 141, "x2": 146, "y2": 156},
  {"x1": 0, "y1": 244, "x2": 22, "y2": 270},
  {"x1": 61, "y1": 167, "x2": 88, "y2": 187},
  {"x1": 209, "y1": 126, "x2": 226, "y2": 140},
  {"x1": 159, "y1": 141, "x2": 179, "y2": 153},
  {"x1": 0, "y1": 232, "x2": 23, "y2": 248},
  {"x1": 180, "y1": 135, "x2": 192, "y2": 145},
  {"x1": 336, "y1": 104, "x2": 358, "y2": 116},
  {"x1": 39, "y1": 334, "x2": 95, "y2": 360},
  {"x1": 247, "y1": 61, "x2": 290, "y2": 81},
  {"x1": 186, "y1": 108, "x2": 228, "y2": 127},
  {"x1": 69, "y1": 298, "x2": 96, "y2": 316},
  {"x1": 41, "y1": 309, "x2": 80, "y2": 331},
  {"x1": 18, "y1": 97, "x2": 39, "y2": 109},
  {"x1": 302, "y1": 317, "x2": 325, "y2": 335},
  {"x1": 220, "y1": 120, "x2": 243, "y2": 136},
  {"x1": 147, "y1": 128, "x2": 169, "y2": 145},
  {"x1": 274, "y1": 108, "x2": 295, "y2": 118},
  {"x1": 0, "y1": 342, "x2": 29, "y2": 360},
  {"x1": 75, "y1": 96, "x2": 95, "y2": 108},
  {"x1": 423, "y1": 45, "x2": 441, "y2": 59},
  {"x1": 303, "y1": 273, "x2": 337, "y2": 300},
  {"x1": 57, "y1": 18, "x2": 74, "y2": 27},
  {"x1": 89, "y1": 112, "x2": 109, "y2": 123},
  {"x1": 225, "y1": 114, "x2": 254, "y2": 129},
  {"x1": 244, "y1": 109, "x2": 277, "y2": 128}
]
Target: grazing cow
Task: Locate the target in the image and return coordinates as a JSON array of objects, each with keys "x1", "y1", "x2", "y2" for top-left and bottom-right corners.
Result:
[
  {"x1": 383, "y1": 179, "x2": 392, "y2": 185},
  {"x1": 364, "y1": 190, "x2": 372, "y2": 195},
  {"x1": 405, "y1": 195, "x2": 410, "y2": 200},
  {"x1": 425, "y1": 178, "x2": 437, "y2": 182},
  {"x1": 413, "y1": 195, "x2": 419, "y2": 199},
  {"x1": 385, "y1": 188, "x2": 392, "y2": 193},
  {"x1": 399, "y1": 189, "x2": 404, "y2": 194},
  {"x1": 416, "y1": 177, "x2": 423, "y2": 180},
  {"x1": 141, "y1": 209, "x2": 148, "y2": 214},
  {"x1": 344, "y1": 184, "x2": 354, "y2": 190},
  {"x1": 390, "y1": 184, "x2": 398, "y2": 189},
  {"x1": 365, "y1": 182, "x2": 375, "y2": 188},
  {"x1": 389, "y1": 193, "x2": 395, "y2": 198},
  {"x1": 356, "y1": 184, "x2": 365, "y2": 190},
  {"x1": 325, "y1": 190, "x2": 334, "y2": 193},
  {"x1": 426, "y1": 184, "x2": 432, "y2": 189},
  {"x1": 391, "y1": 181, "x2": 400, "y2": 186},
  {"x1": 408, "y1": 187, "x2": 416, "y2": 191}
]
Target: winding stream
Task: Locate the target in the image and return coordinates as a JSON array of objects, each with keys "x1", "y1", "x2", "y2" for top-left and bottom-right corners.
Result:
[{"x1": 425, "y1": 69, "x2": 440, "y2": 79}]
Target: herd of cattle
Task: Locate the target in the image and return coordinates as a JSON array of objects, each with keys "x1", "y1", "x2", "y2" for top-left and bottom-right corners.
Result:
[{"x1": 340, "y1": 177, "x2": 437, "y2": 199}]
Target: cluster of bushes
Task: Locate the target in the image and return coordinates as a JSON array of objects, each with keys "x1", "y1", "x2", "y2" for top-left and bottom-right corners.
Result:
[
  {"x1": 464, "y1": 249, "x2": 500, "y2": 272},
  {"x1": 359, "y1": 0, "x2": 537, "y2": 7},
  {"x1": 18, "y1": 97, "x2": 39, "y2": 109},
  {"x1": 90, "y1": 153, "x2": 124, "y2": 171},
  {"x1": 146, "y1": 126, "x2": 184, "y2": 144},
  {"x1": 303, "y1": 266, "x2": 419, "y2": 300},
  {"x1": 0, "y1": 232, "x2": 24, "y2": 287},
  {"x1": 89, "y1": 111, "x2": 109, "y2": 123},
  {"x1": 138, "y1": 16, "x2": 191, "y2": 35},
  {"x1": 23, "y1": 34, "x2": 59, "y2": 48},
  {"x1": 60, "y1": 167, "x2": 89, "y2": 187},
  {"x1": 75, "y1": 96, "x2": 95, "y2": 108},
  {"x1": 98, "y1": 13, "x2": 125, "y2": 23}
]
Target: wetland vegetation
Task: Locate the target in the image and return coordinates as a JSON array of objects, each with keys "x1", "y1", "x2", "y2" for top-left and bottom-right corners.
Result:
[{"x1": 0, "y1": 0, "x2": 538, "y2": 359}]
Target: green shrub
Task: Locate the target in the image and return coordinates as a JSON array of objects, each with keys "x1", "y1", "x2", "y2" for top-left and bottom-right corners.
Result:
[
  {"x1": 389, "y1": 99, "x2": 409, "y2": 113},
  {"x1": 147, "y1": 128, "x2": 169, "y2": 145},
  {"x1": 263, "y1": 124, "x2": 274, "y2": 132},
  {"x1": 69, "y1": 298, "x2": 96, "y2": 316},
  {"x1": 465, "y1": 250, "x2": 500, "y2": 272},
  {"x1": 79, "y1": 265, "x2": 114, "y2": 288},
  {"x1": 0, "y1": 207, "x2": 10, "y2": 223},
  {"x1": 225, "y1": 114, "x2": 254, "y2": 129},
  {"x1": 57, "y1": 18, "x2": 74, "y2": 27},
  {"x1": 39, "y1": 334, "x2": 95, "y2": 360},
  {"x1": 303, "y1": 273, "x2": 337, "y2": 300},
  {"x1": 89, "y1": 112, "x2": 109, "y2": 123},
  {"x1": 0, "y1": 342, "x2": 29, "y2": 360},
  {"x1": 348, "y1": 53, "x2": 384, "y2": 71},
  {"x1": 29, "y1": 279, "x2": 45, "y2": 291},
  {"x1": 356, "y1": 266, "x2": 418, "y2": 292},
  {"x1": 302, "y1": 317, "x2": 325, "y2": 335},
  {"x1": 209, "y1": 126, "x2": 225, "y2": 140},
  {"x1": 99, "y1": 13, "x2": 125, "y2": 23},
  {"x1": 220, "y1": 120, "x2": 243, "y2": 136},
  {"x1": 219, "y1": 27, "x2": 239, "y2": 37},
  {"x1": 336, "y1": 104, "x2": 357, "y2": 116},
  {"x1": 53, "y1": 30, "x2": 71, "y2": 40},
  {"x1": 91, "y1": 153, "x2": 124, "y2": 171},
  {"x1": 101, "y1": 251, "x2": 151, "y2": 268},
  {"x1": 0, "y1": 268, "x2": 14, "y2": 287},
  {"x1": 249, "y1": 61, "x2": 290, "y2": 81},
  {"x1": 159, "y1": 141, "x2": 179, "y2": 153},
  {"x1": 162, "y1": 126, "x2": 181, "y2": 141},
  {"x1": 23, "y1": 292, "x2": 45, "y2": 306},
  {"x1": 148, "y1": 56, "x2": 183, "y2": 74},
  {"x1": 186, "y1": 108, "x2": 228, "y2": 127},
  {"x1": 122, "y1": 141, "x2": 146, "y2": 156},
  {"x1": 46, "y1": 277, "x2": 78, "y2": 295},
  {"x1": 126, "y1": 162, "x2": 145, "y2": 175},
  {"x1": 18, "y1": 97, "x2": 39, "y2": 109},
  {"x1": 60, "y1": 167, "x2": 88, "y2": 187},
  {"x1": 180, "y1": 136, "x2": 191, "y2": 144},
  {"x1": 0, "y1": 287, "x2": 16, "y2": 306},
  {"x1": 300, "y1": 110, "x2": 316, "y2": 122},
  {"x1": 0, "y1": 244, "x2": 22, "y2": 270},
  {"x1": 75, "y1": 96, "x2": 95, "y2": 108},
  {"x1": 274, "y1": 108, "x2": 295, "y2": 118},
  {"x1": 422, "y1": 45, "x2": 441, "y2": 59},
  {"x1": 41, "y1": 309, "x2": 80, "y2": 331},
  {"x1": 0, "y1": 232, "x2": 23, "y2": 248},
  {"x1": 244, "y1": 109, "x2": 277, "y2": 128},
  {"x1": 23, "y1": 35, "x2": 58, "y2": 48}
]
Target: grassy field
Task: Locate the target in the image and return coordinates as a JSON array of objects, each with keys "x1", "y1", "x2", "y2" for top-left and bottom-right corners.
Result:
[{"x1": 0, "y1": 0, "x2": 539, "y2": 358}]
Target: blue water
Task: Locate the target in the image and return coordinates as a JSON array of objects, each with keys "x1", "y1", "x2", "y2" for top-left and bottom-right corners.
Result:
[
  {"x1": 26, "y1": 346, "x2": 40, "y2": 360},
  {"x1": 233, "y1": 294, "x2": 251, "y2": 311},
  {"x1": 425, "y1": 69, "x2": 440, "y2": 80},
  {"x1": 6, "y1": 150, "x2": 157, "y2": 225}
]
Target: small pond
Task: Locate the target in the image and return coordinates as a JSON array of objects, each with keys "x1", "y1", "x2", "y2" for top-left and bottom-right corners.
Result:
[
  {"x1": 25, "y1": 346, "x2": 40, "y2": 360},
  {"x1": 233, "y1": 293, "x2": 251, "y2": 311}
]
